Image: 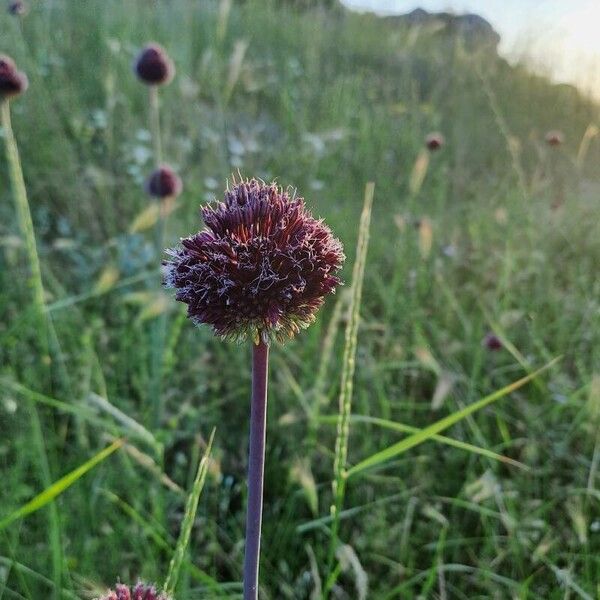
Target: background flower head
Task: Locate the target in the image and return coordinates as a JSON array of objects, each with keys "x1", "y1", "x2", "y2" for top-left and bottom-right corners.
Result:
[
  {"x1": 146, "y1": 165, "x2": 183, "y2": 199},
  {"x1": 164, "y1": 177, "x2": 345, "y2": 343},
  {"x1": 545, "y1": 130, "x2": 564, "y2": 147},
  {"x1": 483, "y1": 332, "x2": 503, "y2": 351},
  {"x1": 8, "y1": 0, "x2": 28, "y2": 16},
  {"x1": 425, "y1": 131, "x2": 445, "y2": 151},
  {"x1": 0, "y1": 54, "x2": 28, "y2": 99},
  {"x1": 97, "y1": 582, "x2": 171, "y2": 600},
  {"x1": 134, "y1": 43, "x2": 175, "y2": 86}
]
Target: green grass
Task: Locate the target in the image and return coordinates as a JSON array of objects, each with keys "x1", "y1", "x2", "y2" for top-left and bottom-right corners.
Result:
[{"x1": 1, "y1": 0, "x2": 599, "y2": 598}]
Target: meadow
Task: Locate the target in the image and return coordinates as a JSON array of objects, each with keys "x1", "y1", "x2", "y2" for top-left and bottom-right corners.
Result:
[{"x1": 1, "y1": 0, "x2": 600, "y2": 598}]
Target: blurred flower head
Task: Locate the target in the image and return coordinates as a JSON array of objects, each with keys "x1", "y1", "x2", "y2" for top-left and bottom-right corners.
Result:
[
  {"x1": 545, "y1": 130, "x2": 563, "y2": 147},
  {"x1": 97, "y1": 582, "x2": 171, "y2": 600},
  {"x1": 0, "y1": 54, "x2": 28, "y2": 99},
  {"x1": 164, "y1": 177, "x2": 345, "y2": 343},
  {"x1": 8, "y1": 0, "x2": 27, "y2": 15},
  {"x1": 425, "y1": 132, "x2": 444, "y2": 151},
  {"x1": 483, "y1": 332, "x2": 503, "y2": 351},
  {"x1": 134, "y1": 43, "x2": 175, "y2": 86},
  {"x1": 146, "y1": 165, "x2": 183, "y2": 199}
]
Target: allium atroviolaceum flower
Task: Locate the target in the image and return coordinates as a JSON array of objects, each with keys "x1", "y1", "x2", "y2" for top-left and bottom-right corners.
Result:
[
  {"x1": 134, "y1": 43, "x2": 175, "y2": 86},
  {"x1": 164, "y1": 177, "x2": 345, "y2": 343},
  {"x1": 425, "y1": 131, "x2": 444, "y2": 151},
  {"x1": 97, "y1": 582, "x2": 171, "y2": 600},
  {"x1": 8, "y1": 0, "x2": 28, "y2": 16},
  {"x1": 0, "y1": 54, "x2": 28, "y2": 99},
  {"x1": 483, "y1": 332, "x2": 503, "y2": 351},
  {"x1": 146, "y1": 165, "x2": 183, "y2": 199},
  {"x1": 545, "y1": 130, "x2": 564, "y2": 147}
]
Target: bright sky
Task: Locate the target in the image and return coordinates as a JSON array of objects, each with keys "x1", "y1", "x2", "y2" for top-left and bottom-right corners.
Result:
[{"x1": 342, "y1": 0, "x2": 600, "y2": 96}]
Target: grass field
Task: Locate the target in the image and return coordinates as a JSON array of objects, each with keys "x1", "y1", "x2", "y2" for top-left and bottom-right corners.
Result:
[{"x1": 1, "y1": 1, "x2": 600, "y2": 598}]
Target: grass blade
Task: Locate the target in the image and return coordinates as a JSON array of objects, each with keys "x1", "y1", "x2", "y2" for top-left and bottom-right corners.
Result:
[
  {"x1": 26, "y1": 405, "x2": 63, "y2": 600},
  {"x1": 103, "y1": 490, "x2": 222, "y2": 591},
  {"x1": 0, "y1": 557, "x2": 80, "y2": 600},
  {"x1": 46, "y1": 270, "x2": 156, "y2": 312},
  {"x1": 347, "y1": 357, "x2": 561, "y2": 478},
  {"x1": 87, "y1": 392, "x2": 158, "y2": 448},
  {"x1": 0, "y1": 439, "x2": 124, "y2": 531},
  {"x1": 163, "y1": 429, "x2": 215, "y2": 596},
  {"x1": 2, "y1": 378, "x2": 104, "y2": 423},
  {"x1": 319, "y1": 414, "x2": 528, "y2": 470}
]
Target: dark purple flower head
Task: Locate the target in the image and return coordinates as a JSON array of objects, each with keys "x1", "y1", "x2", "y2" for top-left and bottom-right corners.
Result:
[
  {"x1": 483, "y1": 333, "x2": 503, "y2": 351},
  {"x1": 164, "y1": 177, "x2": 345, "y2": 343},
  {"x1": 545, "y1": 130, "x2": 563, "y2": 147},
  {"x1": 97, "y1": 582, "x2": 171, "y2": 600},
  {"x1": 0, "y1": 54, "x2": 28, "y2": 99},
  {"x1": 146, "y1": 165, "x2": 183, "y2": 199},
  {"x1": 134, "y1": 43, "x2": 175, "y2": 86},
  {"x1": 425, "y1": 132, "x2": 444, "y2": 151},
  {"x1": 8, "y1": 0, "x2": 27, "y2": 15}
]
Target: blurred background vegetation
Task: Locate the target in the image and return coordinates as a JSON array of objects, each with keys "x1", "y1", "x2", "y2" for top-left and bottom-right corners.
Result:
[{"x1": 0, "y1": 0, "x2": 599, "y2": 598}]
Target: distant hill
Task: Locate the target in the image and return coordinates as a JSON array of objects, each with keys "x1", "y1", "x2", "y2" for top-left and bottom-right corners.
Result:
[
  {"x1": 276, "y1": 0, "x2": 501, "y2": 53},
  {"x1": 384, "y1": 8, "x2": 501, "y2": 51}
]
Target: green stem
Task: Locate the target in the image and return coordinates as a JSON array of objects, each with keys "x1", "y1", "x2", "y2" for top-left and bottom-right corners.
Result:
[
  {"x1": 1, "y1": 100, "x2": 46, "y2": 340},
  {"x1": 2, "y1": 99, "x2": 64, "y2": 599},
  {"x1": 147, "y1": 85, "x2": 168, "y2": 429},
  {"x1": 149, "y1": 85, "x2": 163, "y2": 165}
]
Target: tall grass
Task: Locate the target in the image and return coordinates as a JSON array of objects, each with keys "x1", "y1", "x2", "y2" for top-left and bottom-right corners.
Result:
[{"x1": 1, "y1": 0, "x2": 599, "y2": 597}]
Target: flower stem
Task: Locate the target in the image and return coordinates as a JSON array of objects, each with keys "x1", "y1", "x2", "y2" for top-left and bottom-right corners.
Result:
[
  {"x1": 243, "y1": 340, "x2": 269, "y2": 600},
  {"x1": 1, "y1": 99, "x2": 46, "y2": 337},
  {"x1": 147, "y1": 84, "x2": 166, "y2": 426},
  {"x1": 2, "y1": 98, "x2": 63, "y2": 600},
  {"x1": 149, "y1": 85, "x2": 163, "y2": 166}
]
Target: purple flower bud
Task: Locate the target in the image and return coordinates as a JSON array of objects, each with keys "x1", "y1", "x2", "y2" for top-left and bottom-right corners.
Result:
[
  {"x1": 146, "y1": 165, "x2": 183, "y2": 198},
  {"x1": 425, "y1": 132, "x2": 444, "y2": 151},
  {"x1": 164, "y1": 177, "x2": 345, "y2": 343},
  {"x1": 0, "y1": 54, "x2": 28, "y2": 99},
  {"x1": 97, "y1": 582, "x2": 172, "y2": 600},
  {"x1": 134, "y1": 43, "x2": 175, "y2": 86},
  {"x1": 8, "y1": 0, "x2": 27, "y2": 15},
  {"x1": 545, "y1": 130, "x2": 563, "y2": 147},
  {"x1": 483, "y1": 333, "x2": 503, "y2": 351}
]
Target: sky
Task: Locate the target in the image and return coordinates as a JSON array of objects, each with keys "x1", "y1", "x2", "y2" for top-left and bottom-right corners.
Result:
[{"x1": 341, "y1": 0, "x2": 600, "y2": 96}]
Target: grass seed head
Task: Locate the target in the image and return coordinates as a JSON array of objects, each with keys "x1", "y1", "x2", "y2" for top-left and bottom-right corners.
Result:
[
  {"x1": 164, "y1": 177, "x2": 345, "y2": 343},
  {"x1": 134, "y1": 43, "x2": 175, "y2": 86},
  {"x1": 0, "y1": 54, "x2": 28, "y2": 99},
  {"x1": 146, "y1": 165, "x2": 183, "y2": 198}
]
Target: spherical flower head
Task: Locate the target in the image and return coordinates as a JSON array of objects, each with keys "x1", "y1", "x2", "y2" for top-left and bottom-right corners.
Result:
[
  {"x1": 97, "y1": 582, "x2": 172, "y2": 600},
  {"x1": 146, "y1": 165, "x2": 183, "y2": 199},
  {"x1": 483, "y1": 333, "x2": 503, "y2": 351},
  {"x1": 164, "y1": 178, "x2": 345, "y2": 344},
  {"x1": 545, "y1": 130, "x2": 563, "y2": 147},
  {"x1": 134, "y1": 43, "x2": 175, "y2": 86},
  {"x1": 8, "y1": 0, "x2": 28, "y2": 15},
  {"x1": 0, "y1": 54, "x2": 28, "y2": 99},
  {"x1": 425, "y1": 132, "x2": 444, "y2": 151}
]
